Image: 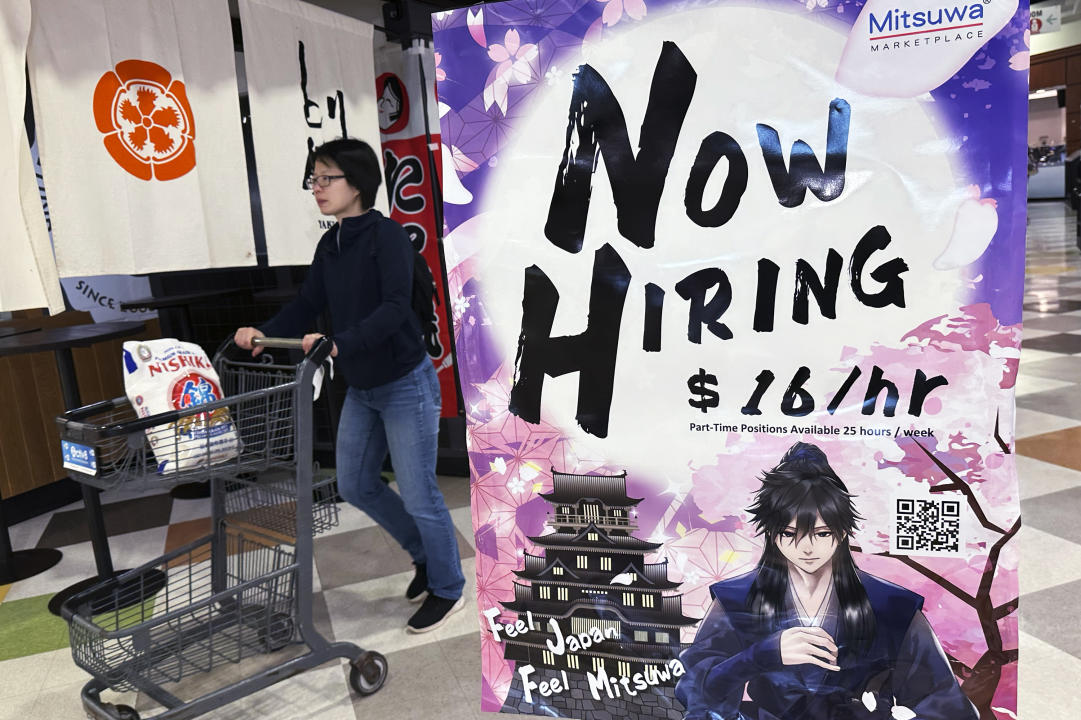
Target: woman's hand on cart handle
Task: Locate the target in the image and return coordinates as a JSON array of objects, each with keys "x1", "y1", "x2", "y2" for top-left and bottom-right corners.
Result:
[
  {"x1": 234, "y1": 327, "x2": 266, "y2": 356},
  {"x1": 302, "y1": 333, "x2": 338, "y2": 357}
]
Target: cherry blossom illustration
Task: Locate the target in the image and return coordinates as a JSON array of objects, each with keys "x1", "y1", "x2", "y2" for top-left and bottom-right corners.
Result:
[
  {"x1": 434, "y1": 52, "x2": 447, "y2": 84},
  {"x1": 1010, "y1": 30, "x2": 1031, "y2": 72},
  {"x1": 452, "y1": 293, "x2": 472, "y2": 318},
  {"x1": 473, "y1": 470, "x2": 525, "y2": 528},
  {"x1": 468, "y1": 6, "x2": 487, "y2": 47},
  {"x1": 440, "y1": 142, "x2": 475, "y2": 205},
  {"x1": 476, "y1": 548, "x2": 520, "y2": 621},
  {"x1": 430, "y1": 9, "x2": 459, "y2": 33},
  {"x1": 655, "y1": 528, "x2": 760, "y2": 639},
  {"x1": 597, "y1": 0, "x2": 646, "y2": 27},
  {"x1": 487, "y1": 0, "x2": 579, "y2": 29},
  {"x1": 466, "y1": 366, "x2": 583, "y2": 478},
  {"x1": 92, "y1": 59, "x2": 196, "y2": 181},
  {"x1": 901, "y1": 304, "x2": 1022, "y2": 393},
  {"x1": 438, "y1": 29, "x2": 580, "y2": 176},
  {"x1": 447, "y1": 144, "x2": 480, "y2": 174},
  {"x1": 452, "y1": 98, "x2": 527, "y2": 163},
  {"x1": 466, "y1": 372, "x2": 573, "y2": 539},
  {"x1": 862, "y1": 441, "x2": 1019, "y2": 719},
  {"x1": 484, "y1": 29, "x2": 539, "y2": 115}
]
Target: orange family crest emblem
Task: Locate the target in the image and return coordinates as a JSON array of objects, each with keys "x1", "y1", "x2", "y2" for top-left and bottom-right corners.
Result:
[{"x1": 92, "y1": 60, "x2": 196, "y2": 181}]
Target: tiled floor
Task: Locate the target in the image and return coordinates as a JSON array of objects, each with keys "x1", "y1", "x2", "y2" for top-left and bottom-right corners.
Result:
[
  {"x1": 1012, "y1": 202, "x2": 1081, "y2": 720},
  {"x1": 0, "y1": 476, "x2": 487, "y2": 720},
  {"x1": 2, "y1": 201, "x2": 1081, "y2": 718}
]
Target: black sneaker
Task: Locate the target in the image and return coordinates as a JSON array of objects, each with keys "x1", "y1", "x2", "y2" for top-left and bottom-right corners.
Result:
[
  {"x1": 406, "y1": 594, "x2": 464, "y2": 633},
  {"x1": 406, "y1": 563, "x2": 428, "y2": 603}
]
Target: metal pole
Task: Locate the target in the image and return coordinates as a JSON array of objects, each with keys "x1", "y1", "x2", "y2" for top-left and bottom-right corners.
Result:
[
  {"x1": 55, "y1": 347, "x2": 114, "y2": 578},
  {"x1": 0, "y1": 498, "x2": 16, "y2": 583},
  {"x1": 415, "y1": 46, "x2": 465, "y2": 416}
]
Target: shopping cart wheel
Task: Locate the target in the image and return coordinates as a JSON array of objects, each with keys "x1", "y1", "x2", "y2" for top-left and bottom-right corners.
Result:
[
  {"x1": 349, "y1": 651, "x2": 388, "y2": 696},
  {"x1": 112, "y1": 704, "x2": 140, "y2": 720},
  {"x1": 260, "y1": 611, "x2": 295, "y2": 652}
]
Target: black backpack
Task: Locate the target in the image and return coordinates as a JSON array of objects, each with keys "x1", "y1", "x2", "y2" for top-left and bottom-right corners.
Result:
[
  {"x1": 411, "y1": 249, "x2": 442, "y2": 357},
  {"x1": 372, "y1": 221, "x2": 442, "y2": 357}
]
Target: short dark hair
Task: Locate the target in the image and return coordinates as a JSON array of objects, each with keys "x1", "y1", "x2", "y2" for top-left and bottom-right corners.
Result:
[{"x1": 309, "y1": 138, "x2": 382, "y2": 210}]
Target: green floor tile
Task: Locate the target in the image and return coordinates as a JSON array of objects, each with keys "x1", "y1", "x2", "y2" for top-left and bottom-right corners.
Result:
[
  {"x1": 91, "y1": 594, "x2": 158, "y2": 633},
  {"x1": 0, "y1": 593, "x2": 69, "y2": 662}
]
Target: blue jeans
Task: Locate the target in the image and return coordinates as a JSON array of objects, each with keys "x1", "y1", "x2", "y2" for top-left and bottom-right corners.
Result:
[{"x1": 335, "y1": 359, "x2": 465, "y2": 600}]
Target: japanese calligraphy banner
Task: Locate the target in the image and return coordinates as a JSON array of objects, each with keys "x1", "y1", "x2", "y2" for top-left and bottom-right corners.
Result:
[
  {"x1": 374, "y1": 39, "x2": 460, "y2": 416},
  {"x1": 0, "y1": 0, "x2": 62, "y2": 314},
  {"x1": 434, "y1": 1, "x2": 1028, "y2": 719},
  {"x1": 24, "y1": 136, "x2": 159, "y2": 322},
  {"x1": 26, "y1": 0, "x2": 256, "y2": 276},
  {"x1": 239, "y1": 0, "x2": 386, "y2": 267}
]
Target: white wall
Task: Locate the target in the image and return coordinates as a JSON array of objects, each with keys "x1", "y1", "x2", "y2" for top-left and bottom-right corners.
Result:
[{"x1": 1030, "y1": 95, "x2": 1067, "y2": 145}]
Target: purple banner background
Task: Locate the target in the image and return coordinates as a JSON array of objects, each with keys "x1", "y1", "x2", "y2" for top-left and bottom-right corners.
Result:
[{"x1": 434, "y1": 1, "x2": 1029, "y2": 717}]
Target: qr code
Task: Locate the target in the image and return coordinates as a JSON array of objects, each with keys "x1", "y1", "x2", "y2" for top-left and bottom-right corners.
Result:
[{"x1": 893, "y1": 497, "x2": 962, "y2": 554}]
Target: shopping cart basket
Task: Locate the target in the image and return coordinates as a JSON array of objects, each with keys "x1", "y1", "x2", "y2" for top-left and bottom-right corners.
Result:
[{"x1": 56, "y1": 337, "x2": 387, "y2": 720}]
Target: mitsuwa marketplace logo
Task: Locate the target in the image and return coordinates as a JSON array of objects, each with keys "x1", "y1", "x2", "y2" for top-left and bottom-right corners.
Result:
[{"x1": 868, "y1": 1, "x2": 989, "y2": 48}]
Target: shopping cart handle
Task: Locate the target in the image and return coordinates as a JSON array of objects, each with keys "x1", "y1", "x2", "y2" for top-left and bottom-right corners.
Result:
[
  {"x1": 58, "y1": 396, "x2": 123, "y2": 422},
  {"x1": 252, "y1": 335, "x2": 333, "y2": 367},
  {"x1": 56, "y1": 396, "x2": 139, "y2": 443},
  {"x1": 252, "y1": 337, "x2": 304, "y2": 350}
]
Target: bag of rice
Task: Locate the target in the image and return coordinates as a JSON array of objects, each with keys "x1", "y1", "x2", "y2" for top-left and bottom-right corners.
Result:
[{"x1": 122, "y1": 339, "x2": 241, "y2": 474}]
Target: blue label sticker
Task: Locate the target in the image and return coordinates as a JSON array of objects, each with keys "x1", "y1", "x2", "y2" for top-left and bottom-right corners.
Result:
[
  {"x1": 61, "y1": 440, "x2": 98, "y2": 475},
  {"x1": 123, "y1": 348, "x2": 137, "y2": 374}
]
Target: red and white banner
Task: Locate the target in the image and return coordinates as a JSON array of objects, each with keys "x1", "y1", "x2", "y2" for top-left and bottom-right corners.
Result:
[{"x1": 375, "y1": 40, "x2": 460, "y2": 417}]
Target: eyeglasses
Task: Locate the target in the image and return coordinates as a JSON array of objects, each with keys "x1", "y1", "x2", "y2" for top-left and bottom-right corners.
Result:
[{"x1": 305, "y1": 174, "x2": 346, "y2": 189}]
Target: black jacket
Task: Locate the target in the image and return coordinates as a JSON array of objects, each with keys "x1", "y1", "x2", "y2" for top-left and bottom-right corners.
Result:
[
  {"x1": 676, "y1": 569, "x2": 978, "y2": 720},
  {"x1": 259, "y1": 210, "x2": 425, "y2": 389}
]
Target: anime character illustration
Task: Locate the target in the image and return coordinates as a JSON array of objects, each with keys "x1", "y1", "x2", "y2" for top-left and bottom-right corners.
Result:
[
  {"x1": 675, "y1": 442, "x2": 978, "y2": 720},
  {"x1": 377, "y1": 74, "x2": 407, "y2": 133}
]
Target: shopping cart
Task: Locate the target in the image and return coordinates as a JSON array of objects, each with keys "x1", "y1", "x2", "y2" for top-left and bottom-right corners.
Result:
[{"x1": 56, "y1": 336, "x2": 387, "y2": 720}]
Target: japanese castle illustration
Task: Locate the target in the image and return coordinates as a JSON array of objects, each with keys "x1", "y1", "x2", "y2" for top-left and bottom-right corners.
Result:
[{"x1": 501, "y1": 469, "x2": 699, "y2": 688}]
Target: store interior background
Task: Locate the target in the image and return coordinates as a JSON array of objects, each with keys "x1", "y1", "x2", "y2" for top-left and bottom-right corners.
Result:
[
  {"x1": 4, "y1": 1, "x2": 1081, "y2": 719},
  {"x1": 0, "y1": 0, "x2": 471, "y2": 519},
  {"x1": 7, "y1": 2, "x2": 1081, "y2": 509},
  {"x1": 1030, "y1": 1, "x2": 1081, "y2": 204}
]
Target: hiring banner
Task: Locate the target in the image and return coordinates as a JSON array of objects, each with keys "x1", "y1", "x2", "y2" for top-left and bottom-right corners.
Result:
[
  {"x1": 0, "y1": 0, "x2": 62, "y2": 314},
  {"x1": 435, "y1": 1, "x2": 1027, "y2": 719},
  {"x1": 239, "y1": 0, "x2": 386, "y2": 267},
  {"x1": 26, "y1": 0, "x2": 256, "y2": 276},
  {"x1": 374, "y1": 39, "x2": 460, "y2": 416}
]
